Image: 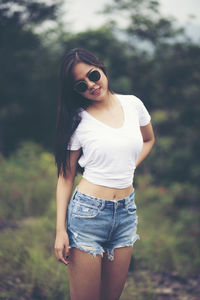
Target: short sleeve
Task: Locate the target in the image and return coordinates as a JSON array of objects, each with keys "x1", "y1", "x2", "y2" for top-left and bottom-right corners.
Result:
[
  {"x1": 67, "y1": 130, "x2": 81, "y2": 150},
  {"x1": 132, "y1": 96, "x2": 151, "y2": 126}
]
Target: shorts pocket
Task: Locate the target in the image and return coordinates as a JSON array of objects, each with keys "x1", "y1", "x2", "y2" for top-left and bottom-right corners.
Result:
[
  {"x1": 125, "y1": 198, "x2": 137, "y2": 215},
  {"x1": 71, "y1": 201, "x2": 100, "y2": 218}
]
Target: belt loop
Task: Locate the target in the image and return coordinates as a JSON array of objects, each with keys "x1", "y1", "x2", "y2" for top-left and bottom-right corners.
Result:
[
  {"x1": 124, "y1": 197, "x2": 128, "y2": 206},
  {"x1": 123, "y1": 198, "x2": 126, "y2": 208},
  {"x1": 100, "y1": 200, "x2": 105, "y2": 210}
]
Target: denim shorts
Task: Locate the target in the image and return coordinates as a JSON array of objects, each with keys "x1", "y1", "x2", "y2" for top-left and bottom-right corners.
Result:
[{"x1": 66, "y1": 186, "x2": 140, "y2": 261}]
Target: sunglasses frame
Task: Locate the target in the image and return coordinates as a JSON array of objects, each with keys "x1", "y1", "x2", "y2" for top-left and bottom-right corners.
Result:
[{"x1": 73, "y1": 70, "x2": 101, "y2": 93}]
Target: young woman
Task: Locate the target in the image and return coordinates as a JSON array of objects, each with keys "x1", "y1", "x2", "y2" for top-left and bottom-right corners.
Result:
[{"x1": 54, "y1": 48, "x2": 155, "y2": 300}]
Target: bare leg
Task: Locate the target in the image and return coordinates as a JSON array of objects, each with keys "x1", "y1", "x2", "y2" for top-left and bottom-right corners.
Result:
[
  {"x1": 100, "y1": 246, "x2": 133, "y2": 300},
  {"x1": 67, "y1": 248, "x2": 102, "y2": 300}
]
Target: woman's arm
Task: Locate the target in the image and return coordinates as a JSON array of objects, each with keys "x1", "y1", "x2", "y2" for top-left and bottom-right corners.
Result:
[
  {"x1": 54, "y1": 149, "x2": 81, "y2": 265},
  {"x1": 136, "y1": 122, "x2": 155, "y2": 168}
]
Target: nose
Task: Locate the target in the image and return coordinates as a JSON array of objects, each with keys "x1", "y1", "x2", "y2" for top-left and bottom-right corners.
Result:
[{"x1": 85, "y1": 78, "x2": 96, "y2": 89}]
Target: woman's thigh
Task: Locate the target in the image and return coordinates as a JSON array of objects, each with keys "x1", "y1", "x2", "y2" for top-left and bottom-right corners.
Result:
[
  {"x1": 67, "y1": 248, "x2": 102, "y2": 300},
  {"x1": 100, "y1": 246, "x2": 133, "y2": 300}
]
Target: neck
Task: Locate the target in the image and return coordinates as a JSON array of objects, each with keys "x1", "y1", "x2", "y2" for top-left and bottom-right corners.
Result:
[{"x1": 89, "y1": 91, "x2": 117, "y2": 111}]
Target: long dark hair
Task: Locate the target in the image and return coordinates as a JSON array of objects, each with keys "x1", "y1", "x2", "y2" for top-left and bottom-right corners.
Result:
[{"x1": 54, "y1": 48, "x2": 112, "y2": 177}]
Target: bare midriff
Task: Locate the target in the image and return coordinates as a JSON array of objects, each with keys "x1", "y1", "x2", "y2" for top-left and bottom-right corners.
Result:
[{"x1": 77, "y1": 177, "x2": 133, "y2": 201}]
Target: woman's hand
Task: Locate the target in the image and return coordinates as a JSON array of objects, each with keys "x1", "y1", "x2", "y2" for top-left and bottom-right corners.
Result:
[{"x1": 54, "y1": 230, "x2": 70, "y2": 265}]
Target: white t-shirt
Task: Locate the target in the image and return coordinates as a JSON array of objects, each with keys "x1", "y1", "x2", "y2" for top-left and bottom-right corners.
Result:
[{"x1": 67, "y1": 94, "x2": 151, "y2": 188}]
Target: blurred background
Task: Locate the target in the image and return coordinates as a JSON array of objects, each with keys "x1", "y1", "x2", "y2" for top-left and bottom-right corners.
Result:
[{"x1": 0, "y1": 0, "x2": 199, "y2": 299}]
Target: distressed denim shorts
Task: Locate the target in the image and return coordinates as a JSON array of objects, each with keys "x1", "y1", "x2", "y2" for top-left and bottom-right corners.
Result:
[{"x1": 66, "y1": 186, "x2": 140, "y2": 261}]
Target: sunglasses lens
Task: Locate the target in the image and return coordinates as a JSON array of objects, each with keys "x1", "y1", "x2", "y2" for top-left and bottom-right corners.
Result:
[
  {"x1": 74, "y1": 81, "x2": 87, "y2": 93},
  {"x1": 89, "y1": 70, "x2": 101, "y2": 82},
  {"x1": 74, "y1": 70, "x2": 101, "y2": 93}
]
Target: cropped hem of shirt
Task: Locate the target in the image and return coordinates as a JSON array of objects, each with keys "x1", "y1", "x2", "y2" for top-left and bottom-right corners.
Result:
[
  {"x1": 82, "y1": 167, "x2": 136, "y2": 189},
  {"x1": 67, "y1": 94, "x2": 151, "y2": 188}
]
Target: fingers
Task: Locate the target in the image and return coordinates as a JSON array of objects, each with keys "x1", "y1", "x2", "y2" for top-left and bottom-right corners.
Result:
[
  {"x1": 54, "y1": 232, "x2": 70, "y2": 265},
  {"x1": 64, "y1": 244, "x2": 70, "y2": 259},
  {"x1": 55, "y1": 246, "x2": 70, "y2": 265}
]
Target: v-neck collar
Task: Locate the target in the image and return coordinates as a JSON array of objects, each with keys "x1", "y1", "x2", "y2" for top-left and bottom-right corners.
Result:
[{"x1": 82, "y1": 94, "x2": 126, "y2": 130}]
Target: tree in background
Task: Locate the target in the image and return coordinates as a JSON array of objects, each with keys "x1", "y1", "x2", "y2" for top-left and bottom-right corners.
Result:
[
  {"x1": 102, "y1": 0, "x2": 200, "y2": 189},
  {"x1": 0, "y1": 0, "x2": 63, "y2": 155},
  {"x1": 0, "y1": 0, "x2": 200, "y2": 286},
  {"x1": 103, "y1": 0, "x2": 185, "y2": 45},
  {"x1": 1, "y1": 0, "x2": 199, "y2": 193}
]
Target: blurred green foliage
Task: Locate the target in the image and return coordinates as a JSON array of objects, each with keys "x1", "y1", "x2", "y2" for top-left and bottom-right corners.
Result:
[
  {"x1": 1, "y1": 0, "x2": 199, "y2": 188},
  {"x1": 0, "y1": 142, "x2": 78, "y2": 299},
  {"x1": 134, "y1": 175, "x2": 200, "y2": 276},
  {"x1": 0, "y1": 217, "x2": 70, "y2": 299},
  {"x1": 0, "y1": 142, "x2": 199, "y2": 300},
  {"x1": 0, "y1": 141, "x2": 57, "y2": 224},
  {"x1": 0, "y1": 0, "x2": 200, "y2": 298}
]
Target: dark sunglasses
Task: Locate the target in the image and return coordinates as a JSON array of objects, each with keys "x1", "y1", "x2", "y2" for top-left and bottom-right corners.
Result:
[{"x1": 73, "y1": 70, "x2": 101, "y2": 93}]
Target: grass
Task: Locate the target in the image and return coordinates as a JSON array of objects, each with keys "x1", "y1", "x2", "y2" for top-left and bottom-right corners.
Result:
[
  {"x1": 0, "y1": 216, "x2": 70, "y2": 300},
  {"x1": 0, "y1": 141, "x2": 199, "y2": 299}
]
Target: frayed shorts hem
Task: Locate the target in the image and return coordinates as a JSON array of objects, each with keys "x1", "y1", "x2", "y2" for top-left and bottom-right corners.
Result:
[
  {"x1": 68, "y1": 234, "x2": 140, "y2": 261},
  {"x1": 68, "y1": 243, "x2": 105, "y2": 258}
]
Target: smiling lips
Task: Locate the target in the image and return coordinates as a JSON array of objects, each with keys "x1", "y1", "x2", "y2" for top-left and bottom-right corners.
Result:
[{"x1": 92, "y1": 87, "x2": 101, "y2": 95}]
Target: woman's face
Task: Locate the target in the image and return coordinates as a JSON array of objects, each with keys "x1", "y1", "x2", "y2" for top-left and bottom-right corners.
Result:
[{"x1": 72, "y1": 62, "x2": 109, "y2": 101}]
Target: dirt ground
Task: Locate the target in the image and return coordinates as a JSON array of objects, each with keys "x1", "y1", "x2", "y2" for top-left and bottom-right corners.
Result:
[{"x1": 121, "y1": 269, "x2": 200, "y2": 300}]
